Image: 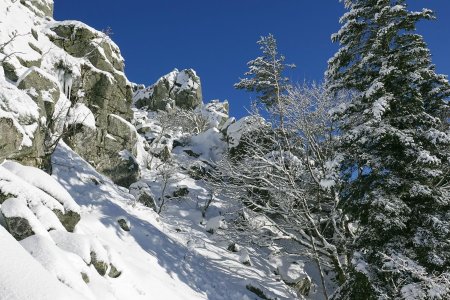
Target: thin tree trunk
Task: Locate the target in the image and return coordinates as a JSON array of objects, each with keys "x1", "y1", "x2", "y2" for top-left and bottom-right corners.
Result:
[
  {"x1": 310, "y1": 232, "x2": 329, "y2": 300},
  {"x1": 158, "y1": 178, "x2": 168, "y2": 215}
]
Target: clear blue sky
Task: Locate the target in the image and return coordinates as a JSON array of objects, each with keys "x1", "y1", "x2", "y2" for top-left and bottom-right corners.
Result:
[{"x1": 54, "y1": 1, "x2": 450, "y2": 119}]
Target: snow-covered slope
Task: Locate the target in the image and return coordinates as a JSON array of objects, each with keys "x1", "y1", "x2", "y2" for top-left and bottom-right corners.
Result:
[
  {"x1": 51, "y1": 141, "x2": 298, "y2": 299},
  {"x1": 0, "y1": 117, "x2": 301, "y2": 299}
]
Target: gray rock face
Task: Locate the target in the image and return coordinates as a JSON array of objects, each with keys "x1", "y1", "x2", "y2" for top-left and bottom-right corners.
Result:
[
  {"x1": 2, "y1": 61, "x2": 19, "y2": 82},
  {"x1": 137, "y1": 192, "x2": 157, "y2": 211},
  {"x1": 107, "y1": 114, "x2": 138, "y2": 150},
  {"x1": 13, "y1": 67, "x2": 60, "y2": 170},
  {"x1": 0, "y1": 197, "x2": 36, "y2": 241},
  {"x1": 81, "y1": 272, "x2": 89, "y2": 283},
  {"x1": 172, "y1": 186, "x2": 189, "y2": 198},
  {"x1": 17, "y1": 67, "x2": 58, "y2": 121},
  {"x1": 0, "y1": 118, "x2": 24, "y2": 162},
  {"x1": 46, "y1": 22, "x2": 139, "y2": 187},
  {"x1": 0, "y1": 70, "x2": 48, "y2": 169},
  {"x1": 64, "y1": 119, "x2": 139, "y2": 187},
  {"x1": 134, "y1": 69, "x2": 202, "y2": 111},
  {"x1": 1, "y1": 8, "x2": 140, "y2": 187}
]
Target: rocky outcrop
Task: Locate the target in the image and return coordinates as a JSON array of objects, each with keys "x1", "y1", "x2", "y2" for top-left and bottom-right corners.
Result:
[
  {"x1": 48, "y1": 22, "x2": 124, "y2": 74},
  {"x1": 1, "y1": 1, "x2": 140, "y2": 186},
  {"x1": 134, "y1": 69, "x2": 202, "y2": 111},
  {"x1": 226, "y1": 116, "x2": 272, "y2": 159},
  {"x1": 45, "y1": 21, "x2": 139, "y2": 186},
  {"x1": 0, "y1": 117, "x2": 27, "y2": 162},
  {"x1": 13, "y1": 67, "x2": 60, "y2": 170},
  {"x1": 108, "y1": 264, "x2": 122, "y2": 278},
  {"x1": 203, "y1": 100, "x2": 229, "y2": 128},
  {"x1": 3, "y1": 215, "x2": 35, "y2": 241}
]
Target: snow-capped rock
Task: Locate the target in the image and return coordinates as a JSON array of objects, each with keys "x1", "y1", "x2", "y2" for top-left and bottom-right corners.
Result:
[{"x1": 134, "y1": 68, "x2": 202, "y2": 111}]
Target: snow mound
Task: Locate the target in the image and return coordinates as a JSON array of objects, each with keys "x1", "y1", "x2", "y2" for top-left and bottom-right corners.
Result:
[
  {"x1": 0, "y1": 163, "x2": 65, "y2": 215},
  {"x1": 0, "y1": 226, "x2": 84, "y2": 300},
  {"x1": 67, "y1": 103, "x2": 96, "y2": 129},
  {"x1": 2, "y1": 160, "x2": 80, "y2": 213},
  {"x1": 201, "y1": 100, "x2": 229, "y2": 129},
  {"x1": 20, "y1": 234, "x2": 95, "y2": 300},
  {"x1": 226, "y1": 115, "x2": 268, "y2": 148},
  {"x1": 205, "y1": 215, "x2": 225, "y2": 233}
]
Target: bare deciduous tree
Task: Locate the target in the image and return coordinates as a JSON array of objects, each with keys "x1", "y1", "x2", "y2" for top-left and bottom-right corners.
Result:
[{"x1": 210, "y1": 83, "x2": 351, "y2": 299}]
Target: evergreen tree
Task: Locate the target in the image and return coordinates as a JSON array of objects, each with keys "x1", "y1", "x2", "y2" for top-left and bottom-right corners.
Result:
[
  {"x1": 235, "y1": 34, "x2": 295, "y2": 128},
  {"x1": 327, "y1": 0, "x2": 450, "y2": 298}
]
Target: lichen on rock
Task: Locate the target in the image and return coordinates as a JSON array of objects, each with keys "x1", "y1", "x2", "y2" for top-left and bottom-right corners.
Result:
[
  {"x1": 90, "y1": 251, "x2": 108, "y2": 276},
  {"x1": 52, "y1": 209, "x2": 80, "y2": 232}
]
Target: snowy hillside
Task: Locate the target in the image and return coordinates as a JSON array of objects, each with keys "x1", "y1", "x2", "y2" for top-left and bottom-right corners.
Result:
[
  {"x1": 0, "y1": 132, "x2": 301, "y2": 299},
  {"x1": 0, "y1": 1, "x2": 311, "y2": 299}
]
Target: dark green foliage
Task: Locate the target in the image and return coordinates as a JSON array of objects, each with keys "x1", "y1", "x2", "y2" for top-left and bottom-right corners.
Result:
[{"x1": 327, "y1": 0, "x2": 450, "y2": 298}]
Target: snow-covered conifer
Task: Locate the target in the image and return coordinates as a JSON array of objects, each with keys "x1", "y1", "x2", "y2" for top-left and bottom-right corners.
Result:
[
  {"x1": 327, "y1": 1, "x2": 450, "y2": 298},
  {"x1": 235, "y1": 34, "x2": 295, "y2": 127}
]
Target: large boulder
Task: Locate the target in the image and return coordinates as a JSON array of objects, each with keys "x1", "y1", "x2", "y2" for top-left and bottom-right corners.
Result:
[
  {"x1": 52, "y1": 209, "x2": 81, "y2": 232},
  {"x1": 134, "y1": 69, "x2": 202, "y2": 111},
  {"x1": 3, "y1": 215, "x2": 35, "y2": 241},
  {"x1": 226, "y1": 116, "x2": 272, "y2": 159},
  {"x1": 107, "y1": 114, "x2": 138, "y2": 150},
  {"x1": 80, "y1": 65, "x2": 132, "y2": 122},
  {"x1": 0, "y1": 197, "x2": 46, "y2": 241}
]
